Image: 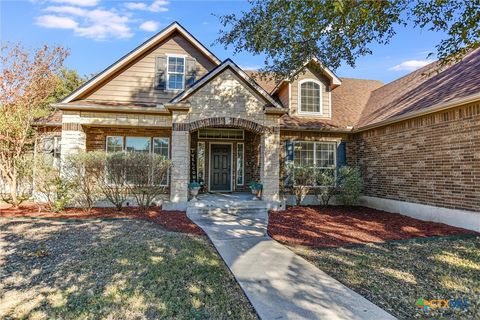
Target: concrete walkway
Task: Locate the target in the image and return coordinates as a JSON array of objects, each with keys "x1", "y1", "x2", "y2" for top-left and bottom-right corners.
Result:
[{"x1": 187, "y1": 208, "x2": 397, "y2": 320}]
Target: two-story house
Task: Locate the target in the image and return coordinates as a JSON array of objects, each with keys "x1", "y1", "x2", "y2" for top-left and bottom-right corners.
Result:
[{"x1": 39, "y1": 22, "x2": 480, "y2": 231}]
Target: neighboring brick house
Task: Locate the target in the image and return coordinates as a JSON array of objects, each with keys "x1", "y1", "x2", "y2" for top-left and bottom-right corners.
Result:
[{"x1": 43, "y1": 22, "x2": 479, "y2": 230}]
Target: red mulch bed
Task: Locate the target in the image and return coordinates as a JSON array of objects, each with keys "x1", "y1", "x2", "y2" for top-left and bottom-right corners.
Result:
[
  {"x1": 0, "y1": 203, "x2": 204, "y2": 236},
  {"x1": 268, "y1": 206, "x2": 477, "y2": 248}
]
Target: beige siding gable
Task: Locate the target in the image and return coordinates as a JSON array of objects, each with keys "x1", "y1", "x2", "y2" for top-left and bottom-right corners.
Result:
[
  {"x1": 186, "y1": 68, "x2": 273, "y2": 126},
  {"x1": 79, "y1": 31, "x2": 216, "y2": 105},
  {"x1": 289, "y1": 65, "x2": 331, "y2": 118}
]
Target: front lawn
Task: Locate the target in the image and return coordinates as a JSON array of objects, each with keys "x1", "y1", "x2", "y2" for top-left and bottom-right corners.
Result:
[
  {"x1": 292, "y1": 236, "x2": 479, "y2": 319},
  {"x1": 0, "y1": 218, "x2": 257, "y2": 319}
]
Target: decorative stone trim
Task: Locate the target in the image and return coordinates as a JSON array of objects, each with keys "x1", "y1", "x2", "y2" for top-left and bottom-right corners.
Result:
[{"x1": 172, "y1": 117, "x2": 270, "y2": 134}]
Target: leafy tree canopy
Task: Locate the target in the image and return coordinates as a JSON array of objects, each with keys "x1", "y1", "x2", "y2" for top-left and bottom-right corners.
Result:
[
  {"x1": 46, "y1": 68, "x2": 87, "y2": 106},
  {"x1": 217, "y1": 0, "x2": 480, "y2": 80}
]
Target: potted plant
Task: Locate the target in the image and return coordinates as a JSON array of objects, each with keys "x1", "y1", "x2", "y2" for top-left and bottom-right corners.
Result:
[
  {"x1": 188, "y1": 181, "x2": 201, "y2": 200},
  {"x1": 249, "y1": 181, "x2": 263, "y2": 198}
]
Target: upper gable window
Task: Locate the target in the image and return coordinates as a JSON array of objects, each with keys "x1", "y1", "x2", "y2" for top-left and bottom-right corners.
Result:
[
  {"x1": 299, "y1": 80, "x2": 322, "y2": 114},
  {"x1": 167, "y1": 56, "x2": 185, "y2": 90}
]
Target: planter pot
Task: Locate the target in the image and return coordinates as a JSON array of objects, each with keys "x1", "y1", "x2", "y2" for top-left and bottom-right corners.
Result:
[
  {"x1": 250, "y1": 188, "x2": 261, "y2": 199},
  {"x1": 190, "y1": 187, "x2": 200, "y2": 200}
]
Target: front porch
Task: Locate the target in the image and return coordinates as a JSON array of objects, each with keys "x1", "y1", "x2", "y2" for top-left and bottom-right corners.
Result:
[{"x1": 166, "y1": 116, "x2": 282, "y2": 211}]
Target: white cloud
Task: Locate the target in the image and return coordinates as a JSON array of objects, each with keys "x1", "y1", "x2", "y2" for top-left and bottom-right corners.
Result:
[
  {"x1": 44, "y1": 5, "x2": 87, "y2": 16},
  {"x1": 139, "y1": 20, "x2": 160, "y2": 32},
  {"x1": 389, "y1": 59, "x2": 435, "y2": 72},
  {"x1": 37, "y1": 6, "x2": 133, "y2": 40},
  {"x1": 125, "y1": 0, "x2": 168, "y2": 12},
  {"x1": 49, "y1": 0, "x2": 99, "y2": 6},
  {"x1": 36, "y1": 15, "x2": 78, "y2": 29}
]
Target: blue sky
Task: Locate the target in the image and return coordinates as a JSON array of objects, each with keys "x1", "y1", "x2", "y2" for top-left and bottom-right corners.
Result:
[{"x1": 2, "y1": 0, "x2": 447, "y2": 83}]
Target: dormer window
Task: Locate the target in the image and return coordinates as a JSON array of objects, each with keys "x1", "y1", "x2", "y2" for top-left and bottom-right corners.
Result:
[
  {"x1": 167, "y1": 56, "x2": 185, "y2": 90},
  {"x1": 299, "y1": 80, "x2": 322, "y2": 114}
]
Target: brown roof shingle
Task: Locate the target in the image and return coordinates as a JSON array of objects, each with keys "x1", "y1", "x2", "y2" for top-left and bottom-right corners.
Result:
[
  {"x1": 358, "y1": 48, "x2": 480, "y2": 127},
  {"x1": 244, "y1": 70, "x2": 280, "y2": 93}
]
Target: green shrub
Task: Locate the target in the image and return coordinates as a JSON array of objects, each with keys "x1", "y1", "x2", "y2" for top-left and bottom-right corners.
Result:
[
  {"x1": 314, "y1": 168, "x2": 337, "y2": 206},
  {"x1": 290, "y1": 165, "x2": 316, "y2": 205},
  {"x1": 63, "y1": 151, "x2": 104, "y2": 211},
  {"x1": 336, "y1": 166, "x2": 363, "y2": 205},
  {"x1": 123, "y1": 152, "x2": 171, "y2": 211}
]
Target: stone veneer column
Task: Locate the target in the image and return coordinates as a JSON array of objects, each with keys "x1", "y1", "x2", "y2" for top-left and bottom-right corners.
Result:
[
  {"x1": 60, "y1": 112, "x2": 86, "y2": 170},
  {"x1": 169, "y1": 129, "x2": 190, "y2": 209},
  {"x1": 260, "y1": 127, "x2": 280, "y2": 207}
]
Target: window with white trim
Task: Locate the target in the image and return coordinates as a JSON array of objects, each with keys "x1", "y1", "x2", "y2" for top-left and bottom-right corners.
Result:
[
  {"x1": 106, "y1": 136, "x2": 123, "y2": 152},
  {"x1": 299, "y1": 80, "x2": 322, "y2": 113},
  {"x1": 104, "y1": 136, "x2": 170, "y2": 186},
  {"x1": 236, "y1": 143, "x2": 244, "y2": 185},
  {"x1": 294, "y1": 141, "x2": 336, "y2": 169},
  {"x1": 167, "y1": 56, "x2": 185, "y2": 90}
]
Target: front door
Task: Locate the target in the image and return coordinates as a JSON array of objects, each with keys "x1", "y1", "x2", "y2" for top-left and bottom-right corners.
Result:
[{"x1": 210, "y1": 144, "x2": 231, "y2": 191}]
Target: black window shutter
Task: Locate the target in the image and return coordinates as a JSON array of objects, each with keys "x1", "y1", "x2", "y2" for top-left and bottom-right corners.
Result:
[
  {"x1": 155, "y1": 56, "x2": 167, "y2": 90},
  {"x1": 285, "y1": 140, "x2": 294, "y2": 162},
  {"x1": 337, "y1": 141, "x2": 347, "y2": 168},
  {"x1": 185, "y1": 57, "x2": 197, "y2": 87}
]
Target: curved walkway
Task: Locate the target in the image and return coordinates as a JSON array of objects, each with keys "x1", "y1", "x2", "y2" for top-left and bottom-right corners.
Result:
[{"x1": 187, "y1": 208, "x2": 397, "y2": 320}]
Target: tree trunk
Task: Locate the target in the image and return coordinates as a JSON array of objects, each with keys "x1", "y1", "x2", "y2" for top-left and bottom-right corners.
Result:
[{"x1": 10, "y1": 174, "x2": 18, "y2": 208}]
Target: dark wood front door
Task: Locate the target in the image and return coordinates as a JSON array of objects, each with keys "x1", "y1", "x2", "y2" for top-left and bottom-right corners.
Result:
[{"x1": 210, "y1": 144, "x2": 231, "y2": 191}]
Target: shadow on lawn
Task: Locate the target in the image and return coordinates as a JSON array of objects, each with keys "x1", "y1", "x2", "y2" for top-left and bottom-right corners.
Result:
[
  {"x1": 268, "y1": 205, "x2": 476, "y2": 247},
  {"x1": 0, "y1": 219, "x2": 257, "y2": 319},
  {"x1": 292, "y1": 235, "x2": 480, "y2": 320}
]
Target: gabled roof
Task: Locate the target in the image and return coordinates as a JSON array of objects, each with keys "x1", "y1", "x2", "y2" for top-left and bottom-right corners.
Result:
[
  {"x1": 271, "y1": 58, "x2": 342, "y2": 94},
  {"x1": 357, "y1": 47, "x2": 480, "y2": 129},
  {"x1": 61, "y1": 21, "x2": 221, "y2": 104},
  {"x1": 280, "y1": 78, "x2": 383, "y2": 130},
  {"x1": 171, "y1": 59, "x2": 284, "y2": 109}
]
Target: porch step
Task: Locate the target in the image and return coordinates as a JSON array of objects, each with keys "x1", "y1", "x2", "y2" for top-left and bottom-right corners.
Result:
[{"x1": 187, "y1": 198, "x2": 268, "y2": 216}]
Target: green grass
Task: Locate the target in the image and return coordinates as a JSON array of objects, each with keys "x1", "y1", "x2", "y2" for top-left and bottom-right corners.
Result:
[
  {"x1": 0, "y1": 219, "x2": 258, "y2": 320},
  {"x1": 291, "y1": 235, "x2": 480, "y2": 320}
]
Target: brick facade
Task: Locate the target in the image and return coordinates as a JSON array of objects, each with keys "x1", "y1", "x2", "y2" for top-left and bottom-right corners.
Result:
[{"x1": 353, "y1": 102, "x2": 480, "y2": 212}]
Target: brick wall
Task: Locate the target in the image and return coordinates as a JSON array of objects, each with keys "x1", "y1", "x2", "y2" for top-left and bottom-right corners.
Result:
[{"x1": 353, "y1": 102, "x2": 480, "y2": 212}]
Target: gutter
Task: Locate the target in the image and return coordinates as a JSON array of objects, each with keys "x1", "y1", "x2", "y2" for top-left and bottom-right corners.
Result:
[
  {"x1": 354, "y1": 92, "x2": 480, "y2": 132},
  {"x1": 54, "y1": 103, "x2": 170, "y2": 115}
]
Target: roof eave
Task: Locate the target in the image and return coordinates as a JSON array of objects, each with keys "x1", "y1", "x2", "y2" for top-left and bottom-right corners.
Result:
[
  {"x1": 55, "y1": 103, "x2": 171, "y2": 115},
  {"x1": 354, "y1": 92, "x2": 480, "y2": 132}
]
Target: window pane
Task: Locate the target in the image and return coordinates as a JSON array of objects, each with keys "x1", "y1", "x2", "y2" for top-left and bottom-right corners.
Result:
[
  {"x1": 315, "y1": 142, "x2": 336, "y2": 168},
  {"x1": 106, "y1": 136, "x2": 123, "y2": 153},
  {"x1": 300, "y1": 81, "x2": 321, "y2": 113},
  {"x1": 168, "y1": 74, "x2": 184, "y2": 89},
  {"x1": 236, "y1": 143, "x2": 244, "y2": 185},
  {"x1": 294, "y1": 142, "x2": 314, "y2": 166},
  {"x1": 152, "y1": 138, "x2": 169, "y2": 185},
  {"x1": 125, "y1": 137, "x2": 150, "y2": 153},
  {"x1": 153, "y1": 138, "x2": 169, "y2": 158}
]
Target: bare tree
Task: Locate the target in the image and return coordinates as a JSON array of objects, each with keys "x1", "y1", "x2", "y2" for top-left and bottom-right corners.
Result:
[{"x1": 0, "y1": 43, "x2": 68, "y2": 206}]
